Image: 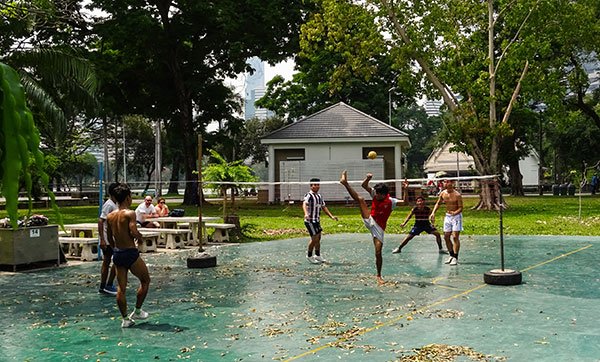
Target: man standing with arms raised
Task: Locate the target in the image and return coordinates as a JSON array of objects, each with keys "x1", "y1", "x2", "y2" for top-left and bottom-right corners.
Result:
[
  {"x1": 430, "y1": 179, "x2": 463, "y2": 266},
  {"x1": 107, "y1": 184, "x2": 151, "y2": 328}
]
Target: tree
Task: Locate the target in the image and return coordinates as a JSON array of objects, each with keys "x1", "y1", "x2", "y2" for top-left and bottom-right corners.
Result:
[
  {"x1": 375, "y1": 0, "x2": 600, "y2": 209},
  {"x1": 203, "y1": 150, "x2": 258, "y2": 219},
  {"x1": 90, "y1": 0, "x2": 313, "y2": 205},
  {"x1": 258, "y1": 0, "x2": 418, "y2": 122},
  {"x1": 0, "y1": 62, "x2": 59, "y2": 227}
]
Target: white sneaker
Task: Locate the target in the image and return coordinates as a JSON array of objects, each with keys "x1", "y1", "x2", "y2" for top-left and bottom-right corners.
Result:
[
  {"x1": 307, "y1": 256, "x2": 320, "y2": 264},
  {"x1": 449, "y1": 258, "x2": 458, "y2": 266},
  {"x1": 129, "y1": 309, "x2": 149, "y2": 320},
  {"x1": 445, "y1": 256, "x2": 454, "y2": 264},
  {"x1": 391, "y1": 247, "x2": 402, "y2": 254},
  {"x1": 313, "y1": 255, "x2": 326, "y2": 263},
  {"x1": 121, "y1": 318, "x2": 135, "y2": 328}
]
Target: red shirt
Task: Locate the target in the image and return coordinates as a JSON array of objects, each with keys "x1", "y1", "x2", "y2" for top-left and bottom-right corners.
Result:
[{"x1": 371, "y1": 194, "x2": 395, "y2": 230}]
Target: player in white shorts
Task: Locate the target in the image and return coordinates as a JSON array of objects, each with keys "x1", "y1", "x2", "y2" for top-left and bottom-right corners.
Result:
[{"x1": 430, "y1": 179, "x2": 463, "y2": 266}]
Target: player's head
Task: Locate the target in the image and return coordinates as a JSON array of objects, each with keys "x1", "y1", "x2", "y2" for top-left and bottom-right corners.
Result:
[
  {"x1": 373, "y1": 183, "x2": 389, "y2": 200},
  {"x1": 415, "y1": 195, "x2": 425, "y2": 206},
  {"x1": 309, "y1": 178, "x2": 320, "y2": 191},
  {"x1": 107, "y1": 182, "x2": 120, "y2": 198},
  {"x1": 113, "y1": 183, "x2": 132, "y2": 204},
  {"x1": 444, "y1": 179, "x2": 454, "y2": 190}
]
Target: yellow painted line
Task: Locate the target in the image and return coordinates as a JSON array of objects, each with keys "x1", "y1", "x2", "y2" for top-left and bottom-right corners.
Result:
[
  {"x1": 520, "y1": 244, "x2": 592, "y2": 272},
  {"x1": 284, "y1": 243, "x2": 593, "y2": 361}
]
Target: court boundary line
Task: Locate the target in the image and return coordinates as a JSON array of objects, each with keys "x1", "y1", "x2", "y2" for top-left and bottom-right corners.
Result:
[{"x1": 284, "y1": 243, "x2": 593, "y2": 361}]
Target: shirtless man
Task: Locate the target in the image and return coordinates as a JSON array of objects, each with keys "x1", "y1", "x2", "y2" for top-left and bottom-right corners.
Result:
[
  {"x1": 430, "y1": 179, "x2": 463, "y2": 266},
  {"x1": 106, "y1": 183, "x2": 151, "y2": 328},
  {"x1": 340, "y1": 170, "x2": 399, "y2": 284}
]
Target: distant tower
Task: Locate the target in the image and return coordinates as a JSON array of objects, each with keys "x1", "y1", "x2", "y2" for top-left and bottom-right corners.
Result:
[{"x1": 244, "y1": 57, "x2": 273, "y2": 120}]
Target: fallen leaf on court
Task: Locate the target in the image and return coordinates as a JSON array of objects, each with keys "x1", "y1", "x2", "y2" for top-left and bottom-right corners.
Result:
[{"x1": 398, "y1": 344, "x2": 506, "y2": 361}]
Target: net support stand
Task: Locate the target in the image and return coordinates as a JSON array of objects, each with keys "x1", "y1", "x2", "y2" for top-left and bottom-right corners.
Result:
[
  {"x1": 188, "y1": 134, "x2": 217, "y2": 269},
  {"x1": 484, "y1": 180, "x2": 522, "y2": 285}
]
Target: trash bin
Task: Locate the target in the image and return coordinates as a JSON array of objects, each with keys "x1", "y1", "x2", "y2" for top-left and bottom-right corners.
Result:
[
  {"x1": 568, "y1": 184, "x2": 576, "y2": 196},
  {"x1": 552, "y1": 184, "x2": 559, "y2": 196},
  {"x1": 559, "y1": 184, "x2": 567, "y2": 196}
]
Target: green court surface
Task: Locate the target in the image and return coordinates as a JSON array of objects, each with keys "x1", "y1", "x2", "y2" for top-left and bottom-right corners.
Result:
[{"x1": 1, "y1": 234, "x2": 599, "y2": 361}]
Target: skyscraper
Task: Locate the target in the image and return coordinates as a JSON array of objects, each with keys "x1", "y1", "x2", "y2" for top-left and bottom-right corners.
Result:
[{"x1": 244, "y1": 57, "x2": 273, "y2": 120}]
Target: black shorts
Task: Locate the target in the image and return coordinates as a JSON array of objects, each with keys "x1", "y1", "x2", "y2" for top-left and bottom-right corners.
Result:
[
  {"x1": 138, "y1": 221, "x2": 152, "y2": 227},
  {"x1": 113, "y1": 248, "x2": 140, "y2": 269},
  {"x1": 304, "y1": 221, "x2": 323, "y2": 237},
  {"x1": 409, "y1": 224, "x2": 437, "y2": 236}
]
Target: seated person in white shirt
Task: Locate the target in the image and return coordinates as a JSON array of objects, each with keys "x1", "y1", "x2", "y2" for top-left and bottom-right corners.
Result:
[{"x1": 135, "y1": 196, "x2": 159, "y2": 228}]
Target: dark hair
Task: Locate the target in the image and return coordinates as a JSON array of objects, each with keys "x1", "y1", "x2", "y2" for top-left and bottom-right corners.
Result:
[
  {"x1": 416, "y1": 196, "x2": 425, "y2": 201},
  {"x1": 309, "y1": 178, "x2": 320, "y2": 183},
  {"x1": 112, "y1": 183, "x2": 131, "y2": 203},
  {"x1": 107, "y1": 182, "x2": 120, "y2": 197},
  {"x1": 373, "y1": 182, "x2": 388, "y2": 195}
]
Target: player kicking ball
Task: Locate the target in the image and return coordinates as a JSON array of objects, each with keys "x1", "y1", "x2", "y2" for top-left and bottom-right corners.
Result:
[{"x1": 340, "y1": 170, "x2": 399, "y2": 284}]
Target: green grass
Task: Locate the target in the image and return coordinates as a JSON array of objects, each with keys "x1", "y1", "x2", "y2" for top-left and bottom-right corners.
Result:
[{"x1": 4, "y1": 195, "x2": 600, "y2": 241}]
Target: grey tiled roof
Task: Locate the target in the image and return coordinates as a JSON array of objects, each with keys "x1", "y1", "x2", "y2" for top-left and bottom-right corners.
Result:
[{"x1": 262, "y1": 102, "x2": 408, "y2": 140}]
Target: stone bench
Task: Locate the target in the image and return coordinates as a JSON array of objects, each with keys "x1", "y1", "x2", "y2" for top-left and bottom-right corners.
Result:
[
  {"x1": 138, "y1": 228, "x2": 190, "y2": 249},
  {"x1": 138, "y1": 232, "x2": 160, "y2": 253},
  {"x1": 204, "y1": 223, "x2": 236, "y2": 242},
  {"x1": 59, "y1": 237, "x2": 98, "y2": 261}
]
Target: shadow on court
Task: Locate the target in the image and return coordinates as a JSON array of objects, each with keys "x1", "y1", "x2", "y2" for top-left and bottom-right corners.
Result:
[{"x1": 0, "y1": 233, "x2": 598, "y2": 361}]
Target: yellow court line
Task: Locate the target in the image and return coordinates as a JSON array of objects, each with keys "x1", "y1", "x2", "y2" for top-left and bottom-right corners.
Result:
[
  {"x1": 520, "y1": 244, "x2": 592, "y2": 272},
  {"x1": 284, "y1": 243, "x2": 593, "y2": 362}
]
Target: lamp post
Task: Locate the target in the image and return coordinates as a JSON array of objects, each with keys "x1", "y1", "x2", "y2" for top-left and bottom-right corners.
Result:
[{"x1": 388, "y1": 87, "x2": 395, "y2": 125}]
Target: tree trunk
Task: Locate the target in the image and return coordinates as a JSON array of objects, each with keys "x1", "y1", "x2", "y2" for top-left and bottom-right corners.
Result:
[
  {"x1": 168, "y1": 161, "x2": 180, "y2": 194},
  {"x1": 508, "y1": 158, "x2": 524, "y2": 196}
]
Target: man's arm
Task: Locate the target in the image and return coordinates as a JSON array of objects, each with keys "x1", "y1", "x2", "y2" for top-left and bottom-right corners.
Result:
[
  {"x1": 98, "y1": 218, "x2": 107, "y2": 247},
  {"x1": 106, "y1": 218, "x2": 115, "y2": 248},
  {"x1": 452, "y1": 193, "x2": 464, "y2": 215},
  {"x1": 401, "y1": 209, "x2": 414, "y2": 228},
  {"x1": 429, "y1": 193, "x2": 443, "y2": 223},
  {"x1": 128, "y1": 211, "x2": 143, "y2": 240},
  {"x1": 302, "y1": 200, "x2": 309, "y2": 220},
  {"x1": 322, "y1": 206, "x2": 338, "y2": 221},
  {"x1": 361, "y1": 173, "x2": 373, "y2": 194}
]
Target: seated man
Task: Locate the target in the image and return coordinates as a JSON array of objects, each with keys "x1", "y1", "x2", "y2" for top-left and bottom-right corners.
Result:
[{"x1": 135, "y1": 196, "x2": 159, "y2": 228}]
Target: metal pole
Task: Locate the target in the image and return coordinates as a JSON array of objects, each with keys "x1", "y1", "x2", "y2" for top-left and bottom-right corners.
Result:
[
  {"x1": 197, "y1": 134, "x2": 204, "y2": 252},
  {"x1": 123, "y1": 119, "x2": 127, "y2": 183},
  {"x1": 97, "y1": 161, "x2": 104, "y2": 260},
  {"x1": 498, "y1": 179, "x2": 505, "y2": 271},
  {"x1": 388, "y1": 87, "x2": 394, "y2": 125},
  {"x1": 154, "y1": 120, "x2": 161, "y2": 198}
]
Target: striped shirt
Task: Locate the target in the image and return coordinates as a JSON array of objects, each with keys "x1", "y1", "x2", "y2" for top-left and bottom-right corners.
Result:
[{"x1": 303, "y1": 191, "x2": 325, "y2": 222}]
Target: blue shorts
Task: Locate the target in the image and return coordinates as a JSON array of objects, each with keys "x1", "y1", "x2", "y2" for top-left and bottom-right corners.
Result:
[
  {"x1": 113, "y1": 248, "x2": 140, "y2": 269},
  {"x1": 304, "y1": 221, "x2": 322, "y2": 237},
  {"x1": 409, "y1": 224, "x2": 437, "y2": 236}
]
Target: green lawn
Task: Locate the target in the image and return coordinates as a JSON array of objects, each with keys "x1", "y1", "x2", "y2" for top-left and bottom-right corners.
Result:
[{"x1": 5, "y1": 194, "x2": 599, "y2": 242}]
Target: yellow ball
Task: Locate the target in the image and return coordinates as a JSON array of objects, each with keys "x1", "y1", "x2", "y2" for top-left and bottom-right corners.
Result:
[{"x1": 368, "y1": 151, "x2": 377, "y2": 159}]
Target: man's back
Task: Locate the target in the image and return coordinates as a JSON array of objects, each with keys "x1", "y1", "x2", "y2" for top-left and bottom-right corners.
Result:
[{"x1": 107, "y1": 209, "x2": 138, "y2": 249}]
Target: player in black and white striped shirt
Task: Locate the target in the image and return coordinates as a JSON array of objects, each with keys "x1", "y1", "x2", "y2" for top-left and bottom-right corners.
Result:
[{"x1": 303, "y1": 178, "x2": 338, "y2": 264}]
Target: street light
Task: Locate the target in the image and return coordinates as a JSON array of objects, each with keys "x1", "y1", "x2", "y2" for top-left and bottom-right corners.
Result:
[{"x1": 388, "y1": 87, "x2": 396, "y2": 125}]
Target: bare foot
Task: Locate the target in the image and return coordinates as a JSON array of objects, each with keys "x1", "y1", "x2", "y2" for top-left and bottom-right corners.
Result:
[
  {"x1": 340, "y1": 170, "x2": 348, "y2": 185},
  {"x1": 376, "y1": 276, "x2": 385, "y2": 285}
]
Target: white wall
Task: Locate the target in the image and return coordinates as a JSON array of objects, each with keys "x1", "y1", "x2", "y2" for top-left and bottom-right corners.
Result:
[{"x1": 280, "y1": 159, "x2": 384, "y2": 201}]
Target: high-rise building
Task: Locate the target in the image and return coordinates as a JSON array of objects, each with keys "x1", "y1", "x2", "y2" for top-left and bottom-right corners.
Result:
[{"x1": 244, "y1": 57, "x2": 274, "y2": 120}]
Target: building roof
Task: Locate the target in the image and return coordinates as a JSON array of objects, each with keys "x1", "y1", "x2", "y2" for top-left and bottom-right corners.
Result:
[
  {"x1": 261, "y1": 102, "x2": 409, "y2": 142},
  {"x1": 423, "y1": 142, "x2": 476, "y2": 173}
]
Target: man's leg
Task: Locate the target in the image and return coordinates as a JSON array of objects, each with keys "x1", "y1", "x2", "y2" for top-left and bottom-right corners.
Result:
[
  {"x1": 115, "y1": 266, "x2": 129, "y2": 318},
  {"x1": 393, "y1": 234, "x2": 415, "y2": 253},
  {"x1": 373, "y1": 238, "x2": 384, "y2": 284},
  {"x1": 107, "y1": 264, "x2": 117, "y2": 287},
  {"x1": 432, "y1": 230, "x2": 443, "y2": 250},
  {"x1": 129, "y1": 258, "x2": 150, "y2": 311},
  {"x1": 444, "y1": 232, "x2": 455, "y2": 263},
  {"x1": 340, "y1": 170, "x2": 370, "y2": 219},
  {"x1": 313, "y1": 233, "x2": 322, "y2": 256},
  {"x1": 452, "y1": 231, "x2": 460, "y2": 257}
]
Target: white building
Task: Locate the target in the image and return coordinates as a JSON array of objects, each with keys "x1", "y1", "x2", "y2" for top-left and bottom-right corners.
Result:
[{"x1": 260, "y1": 102, "x2": 411, "y2": 203}]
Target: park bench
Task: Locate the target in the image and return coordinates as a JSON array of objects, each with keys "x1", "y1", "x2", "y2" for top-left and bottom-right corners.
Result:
[
  {"x1": 204, "y1": 223, "x2": 236, "y2": 242},
  {"x1": 138, "y1": 228, "x2": 190, "y2": 249},
  {"x1": 59, "y1": 237, "x2": 98, "y2": 261},
  {"x1": 138, "y1": 231, "x2": 160, "y2": 253}
]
